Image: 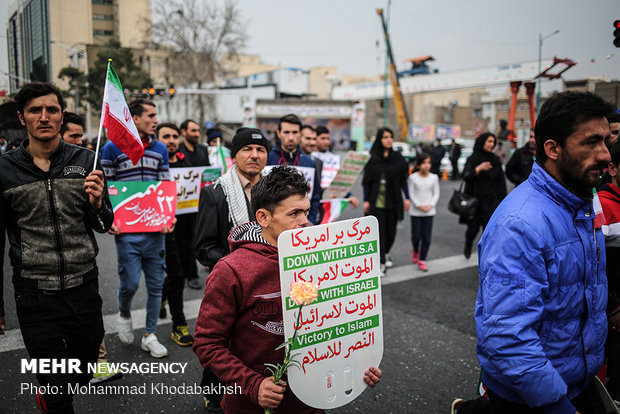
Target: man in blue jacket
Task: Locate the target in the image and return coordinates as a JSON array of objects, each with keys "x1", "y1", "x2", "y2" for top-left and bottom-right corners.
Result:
[
  {"x1": 473, "y1": 91, "x2": 614, "y2": 414},
  {"x1": 266, "y1": 113, "x2": 321, "y2": 224}
]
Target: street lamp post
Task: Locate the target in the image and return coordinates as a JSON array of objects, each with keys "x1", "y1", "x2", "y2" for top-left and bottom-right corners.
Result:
[{"x1": 536, "y1": 29, "x2": 560, "y2": 114}]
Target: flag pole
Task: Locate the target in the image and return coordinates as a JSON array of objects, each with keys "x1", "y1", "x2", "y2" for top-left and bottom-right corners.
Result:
[{"x1": 92, "y1": 59, "x2": 112, "y2": 171}]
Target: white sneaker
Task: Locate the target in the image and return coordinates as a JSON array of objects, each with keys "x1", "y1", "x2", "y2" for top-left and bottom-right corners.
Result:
[
  {"x1": 380, "y1": 263, "x2": 387, "y2": 277},
  {"x1": 385, "y1": 254, "x2": 394, "y2": 268},
  {"x1": 141, "y1": 334, "x2": 168, "y2": 358},
  {"x1": 117, "y1": 314, "x2": 134, "y2": 345}
]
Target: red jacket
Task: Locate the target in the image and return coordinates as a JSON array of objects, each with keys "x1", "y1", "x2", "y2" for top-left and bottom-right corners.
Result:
[
  {"x1": 599, "y1": 183, "x2": 620, "y2": 315},
  {"x1": 193, "y1": 222, "x2": 321, "y2": 414}
]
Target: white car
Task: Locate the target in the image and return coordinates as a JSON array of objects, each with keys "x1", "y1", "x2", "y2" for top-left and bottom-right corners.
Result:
[{"x1": 440, "y1": 146, "x2": 471, "y2": 176}]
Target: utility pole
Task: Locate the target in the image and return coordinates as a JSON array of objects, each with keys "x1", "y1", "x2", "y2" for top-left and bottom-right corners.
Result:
[{"x1": 536, "y1": 29, "x2": 560, "y2": 114}]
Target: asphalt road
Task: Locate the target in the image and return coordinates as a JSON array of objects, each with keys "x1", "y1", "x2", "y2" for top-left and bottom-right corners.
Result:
[{"x1": 0, "y1": 176, "x2": 495, "y2": 413}]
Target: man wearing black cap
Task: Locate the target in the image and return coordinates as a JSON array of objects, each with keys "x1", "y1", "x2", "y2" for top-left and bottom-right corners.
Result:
[
  {"x1": 194, "y1": 127, "x2": 270, "y2": 412},
  {"x1": 177, "y1": 119, "x2": 210, "y2": 289}
]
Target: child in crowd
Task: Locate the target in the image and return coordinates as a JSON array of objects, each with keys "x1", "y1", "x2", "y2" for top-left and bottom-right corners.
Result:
[{"x1": 407, "y1": 153, "x2": 440, "y2": 271}]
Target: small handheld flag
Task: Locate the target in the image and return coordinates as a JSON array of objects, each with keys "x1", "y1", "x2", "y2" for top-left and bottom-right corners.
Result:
[
  {"x1": 93, "y1": 60, "x2": 144, "y2": 169},
  {"x1": 320, "y1": 198, "x2": 349, "y2": 224}
]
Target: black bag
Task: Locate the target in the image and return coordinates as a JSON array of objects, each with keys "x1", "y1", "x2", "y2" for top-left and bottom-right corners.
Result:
[{"x1": 448, "y1": 181, "x2": 478, "y2": 221}]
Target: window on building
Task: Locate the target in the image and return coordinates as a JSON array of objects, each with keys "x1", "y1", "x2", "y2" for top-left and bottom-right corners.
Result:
[
  {"x1": 93, "y1": 29, "x2": 114, "y2": 36},
  {"x1": 92, "y1": 0, "x2": 113, "y2": 4},
  {"x1": 92, "y1": 14, "x2": 114, "y2": 21}
]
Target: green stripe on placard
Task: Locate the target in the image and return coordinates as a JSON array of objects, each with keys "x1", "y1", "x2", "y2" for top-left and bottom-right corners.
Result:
[
  {"x1": 107, "y1": 64, "x2": 123, "y2": 91},
  {"x1": 283, "y1": 241, "x2": 377, "y2": 271},
  {"x1": 329, "y1": 181, "x2": 353, "y2": 187},
  {"x1": 286, "y1": 277, "x2": 379, "y2": 310},
  {"x1": 338, "y1": 170, "x2": 359, "y2": 176},
  {"x1": 291, "y1": 315, "x2": 380, "y2": 350},
  {"x1": 346, "y1": 160, "x2": 368, "y2": 166}
]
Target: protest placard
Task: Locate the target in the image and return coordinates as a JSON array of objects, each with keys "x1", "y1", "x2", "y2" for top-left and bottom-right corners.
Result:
[
  {"x1": 278, "y1": 216, "x2": 382, "y2": 409},
  {"x1": 170, "y1": 167, "x2": 221, "y2": 215},
  {"x1": 322, "y1": 151, "x2": 370, "y2": 200},
  {"x1": 312, "y1": 152, "x2": 341, "y2": 189},
  {"x1": 108, "y1": 181, "x2": 177, "y2": 233},
  {"x1": 263, "y1": 165, "x2": 315, "y2": 198}
]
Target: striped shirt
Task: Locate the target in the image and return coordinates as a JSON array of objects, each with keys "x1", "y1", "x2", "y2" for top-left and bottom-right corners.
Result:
[{"x1": 101, "y1": 137, "x2": 169, "y2": 181}]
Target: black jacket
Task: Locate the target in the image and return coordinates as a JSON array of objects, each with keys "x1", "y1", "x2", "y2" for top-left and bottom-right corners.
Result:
[
  {"x1": 461, "y1": 147, "x2": 507, "y2": 226},
  {"x1": 505, "y1": 145, "x2": 535, "y2": 186},
  {"x1": 362, "y1": 149, "x2": 410, "y2": 220},
  {"x1": 0, "y1": 140, "x2": 114, "y2": 315},
  {"x1": 430, "y1": 144, "x2": 445, "y2": 173},
  {"x1": 194, "y1": 183, "x2": 252, "y2": 269},
  {"x1": 179, "y1": 141, "x2": 211, "y2": 167}
]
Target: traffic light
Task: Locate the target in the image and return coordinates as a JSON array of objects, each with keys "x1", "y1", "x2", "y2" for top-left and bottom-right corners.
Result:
[
  {"x1": 168, "y1": 84, "x2": 175, "y2": 99},
  {"x1": 614, "y1": 20, "x2": 620, "y2": 47},
  {"x1": 148, "y1": 87, "x2": 155, "y2": 96}
]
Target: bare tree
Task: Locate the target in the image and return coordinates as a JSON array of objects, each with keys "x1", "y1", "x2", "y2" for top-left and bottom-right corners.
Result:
[{"x1": 151, "y1": 0, "x2": 247, "y2": 131}]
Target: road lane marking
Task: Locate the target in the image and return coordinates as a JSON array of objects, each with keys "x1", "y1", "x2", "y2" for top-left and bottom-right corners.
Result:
[{"x1": 0, "y1": 254, "x2": 477, "y2": 353}]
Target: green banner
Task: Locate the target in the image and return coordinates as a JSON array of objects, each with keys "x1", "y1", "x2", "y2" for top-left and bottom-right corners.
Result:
[
  {"x1": 286, "y1": 277, "x2": 379, "y2": 310},
  {"x1": 283, "y1": 241, "x2": 377, "y2": 271},
  {"x1": 202, "y1": 167, "x2": 222, "y2": 184},
  {"x1": 292, "y1": 315, "x2": 380, "y2": 350}
]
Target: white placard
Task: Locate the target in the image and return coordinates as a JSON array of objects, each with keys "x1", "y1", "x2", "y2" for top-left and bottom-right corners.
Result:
[
  {"x1": 277, "y1": 216, "x2": 383, "y2": 409},
  {"x1": 312, "y1": 152, "x2": 341, "y2": 189},
  {"x1": 263, "y1": 165, "x2": 315, "y2": 199},
  {"x1": 170, "y1": 166, "x2": 221, "y2": 215},
  {"x1": 322, "y1": 151, "x2": 370, "y2": 200}
]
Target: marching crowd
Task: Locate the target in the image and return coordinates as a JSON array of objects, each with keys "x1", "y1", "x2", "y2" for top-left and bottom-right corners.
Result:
[{"x1": 1, "y1": 81, "x2": 620, "y2": 414}]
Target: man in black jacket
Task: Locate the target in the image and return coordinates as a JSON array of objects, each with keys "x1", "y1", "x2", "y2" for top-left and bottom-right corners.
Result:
[
  {"x1": 506, "y1": 128, "x2": 536, "y2": 186},
  {"x1": 195, "y1": 128, "x2": 270, "y2": 269},
  {"x1": 430, "y1": 139, "x2": 445, "y2": 175},
  {"x1": 194, "y1": 127, "x2": 270, "y2": 412},
  {"x1": 449, "y1": 139, "x2": 462, "y2": 180},
  {"x1": 0, "y1": 82, "x2": 113, "y2": 413},
  {"x1": 178, "y1": 119, "x2": 210, "y2": 289},
  {"x1": 157, "y1": 123, "x2": 195, "y2": 347}
]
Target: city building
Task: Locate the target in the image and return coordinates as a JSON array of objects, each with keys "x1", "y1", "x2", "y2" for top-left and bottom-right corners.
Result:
[{"x1": 7, "y1": 0, "x2": 150, "y2": 94}]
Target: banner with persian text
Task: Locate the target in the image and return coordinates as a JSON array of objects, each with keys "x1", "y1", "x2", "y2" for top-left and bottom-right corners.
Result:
[
  {"x1": 108, "y1": 181, "x2": 177, "y2": 233},
  {"x1": 278, "y1": 216, "x2": 383, "y2": 409},
  {"x1": 170, "y1": 167, "x2": 221, "y2": 215}
]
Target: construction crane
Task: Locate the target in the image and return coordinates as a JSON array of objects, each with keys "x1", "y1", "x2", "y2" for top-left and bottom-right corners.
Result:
[{"x1": 376, "y1": 8, "x2": 409, "y2": 140}]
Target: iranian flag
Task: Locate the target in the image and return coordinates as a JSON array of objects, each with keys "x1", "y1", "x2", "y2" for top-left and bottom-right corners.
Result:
[
  {"x1": 217, "y1": 141, "x2": 227, "y2": 173},
  {"x1": 320, "y1": 198, "x2": 349, "y2": 224},
  {"x1": 99, "y1": 61, "x2": 143, "y2": 164},
  {"x1": 593, "y1": 188, "x2": 606, "y2": 229}
]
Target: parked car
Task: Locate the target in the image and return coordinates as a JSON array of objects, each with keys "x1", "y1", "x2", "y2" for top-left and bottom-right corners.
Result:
[
  {"x1": 392, "y1": 142, "x2": 417, "y2": 162},
  {"x1": 440, "y1": 146, "x2": 471, "y2": 176}
]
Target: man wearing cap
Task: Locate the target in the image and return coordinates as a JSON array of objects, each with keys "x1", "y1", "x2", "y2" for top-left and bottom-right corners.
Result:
[
  {"x1": 176, "y1": 119, "x2": 210, "y2": 289},
  {"x1": 194, "y1": 127, "x2": 270, "y2": 412}
]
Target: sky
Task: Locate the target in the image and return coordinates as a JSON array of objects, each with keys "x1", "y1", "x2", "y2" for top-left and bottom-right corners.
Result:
[
  {"x1": 234, "y1": 0, "x2": 619, "y2": 81},
  {"x1": 0, "y1": 0, "x2": 618, "y2": 91}
]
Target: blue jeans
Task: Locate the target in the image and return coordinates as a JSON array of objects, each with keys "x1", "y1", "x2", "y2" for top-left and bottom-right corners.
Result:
[{"x1": 115, "y1": 233, "x2": 165, "y2": 334}]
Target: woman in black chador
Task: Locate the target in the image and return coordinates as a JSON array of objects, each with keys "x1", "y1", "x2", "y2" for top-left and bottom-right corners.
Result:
[
  {"x1": 362, "y1": 127, "x2": 411, "y2": 275},
  {"x1": 461, "y1": 132, "x2": 507, "y2": 258}
]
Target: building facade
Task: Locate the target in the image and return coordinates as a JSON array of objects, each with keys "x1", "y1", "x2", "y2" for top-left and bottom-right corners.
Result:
[{"x1": 7, "y1": 0, "x2": 150, "y2": 93}]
